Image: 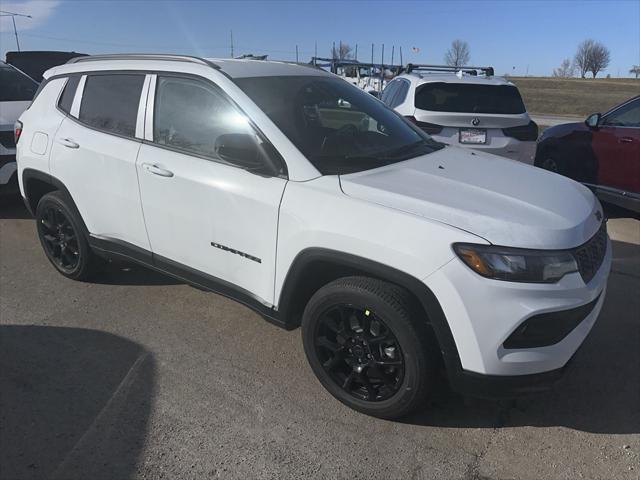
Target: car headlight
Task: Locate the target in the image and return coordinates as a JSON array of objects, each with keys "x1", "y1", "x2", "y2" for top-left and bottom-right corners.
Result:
[{"x1": 453, "y1": 243, "x2": 578, "y2": 283}]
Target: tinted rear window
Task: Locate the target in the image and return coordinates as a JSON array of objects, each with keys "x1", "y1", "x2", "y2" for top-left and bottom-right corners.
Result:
[
  {"x1": 58, "y1": 75, "x2": 80, "y2": 114},
  {"x1": 415, "y1": 82, "x2": 526, "y2": 114},
  {"x1": 0, "y1": 64, "x2": 38, "y2": 102},
  {"x1": 79, "y1": 74, "x2": 144, "y2": 137}
]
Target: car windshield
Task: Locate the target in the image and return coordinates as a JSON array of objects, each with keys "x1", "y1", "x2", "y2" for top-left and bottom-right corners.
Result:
[
  {"x1": 235, "y1": 75, "x2": 443, "y2": 174},
  {"x1": 0, "y1": 63, "x2": 38, "y2": 102},
  {"x1": 415, "y1": 82, "x2": 526, "y2": 114}
]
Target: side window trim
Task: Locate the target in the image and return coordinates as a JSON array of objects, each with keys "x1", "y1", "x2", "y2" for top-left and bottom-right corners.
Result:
[
  {"x1": 136, "y1": 74, "x2": 152, "y2": 140},
  {"x1": 143, "y1": 75, "x2": 157, "y2": 141},
  {"x1": 70, "y1": 75, "x2": 86, "y2": 118}
]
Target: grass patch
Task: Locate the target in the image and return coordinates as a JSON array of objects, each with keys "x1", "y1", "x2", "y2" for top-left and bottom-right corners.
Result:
[{"x1": 510, "y1": 77, "x2": 639, "y2": 117}]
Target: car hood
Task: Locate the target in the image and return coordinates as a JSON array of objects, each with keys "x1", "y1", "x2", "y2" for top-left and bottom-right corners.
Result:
[
  {"x1": 340, "y1": 147, "x2": 602, "y2": 249},
  {"x1": 0, "y1": 101, "x2": 31, "y2": 129}
]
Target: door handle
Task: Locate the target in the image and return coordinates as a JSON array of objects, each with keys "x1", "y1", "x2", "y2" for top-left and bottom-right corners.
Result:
[
  {"x1": 619, "y1": 137, "x2": 633, "y2": 143},
  {"x1": 142, "y1": 163, "x2": 174, "y2": 178},
  {"x1": 58, "y1": 138, "x2": 79, "y2": 149}
]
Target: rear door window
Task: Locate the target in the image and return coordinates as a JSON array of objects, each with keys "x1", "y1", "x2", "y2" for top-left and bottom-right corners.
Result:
[
  {"x1": 79, "y1": 74, "x2": 145, "y2": 137},
  {"x1": 415, "y1": 82, "x2": 526, "y2": 114},
  {"x1": 0, "y1": 63, "x2": 38, "y2": 102}
]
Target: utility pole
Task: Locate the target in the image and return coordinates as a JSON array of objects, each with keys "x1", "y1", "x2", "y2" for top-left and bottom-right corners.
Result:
[
  {"x1": 371, "y1": 43, "x2": 374, "y2": 64},
  {"x1": 400, "y1": 46, "x2": 403, "y2": 66},
  {"x1": 0, "y1": 10, "x2": 32, "y2": 51},
  {"x1": 355, "y1": 44, "x2": 358, "y2": 61},
  {"x1": 295, "y1": 45, "x2": 299, "y2": 63},
  {"x1": 391, "y1": 45, "x2": 394, "y2": 66},
  {"x1": 230, "y1": 30, "x2": 234, "y2": 58},
  {"x1": 314, "y1": 41, "x2": 317, "y2": 62}
]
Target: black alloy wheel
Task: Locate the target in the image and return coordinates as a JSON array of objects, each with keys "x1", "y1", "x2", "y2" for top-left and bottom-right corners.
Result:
[
  {"x1": 36, "y1": 191, "x2": 102, "y2": 280},
  {"x1": 302, "y1": 276, "x2": 435, "y2": 419},
  {"x1": 314, "y1": 304, "x2": 404, "y2": 402},
  {"x1": 38, "y1": 204, "x2": 81, "y2": 273}
]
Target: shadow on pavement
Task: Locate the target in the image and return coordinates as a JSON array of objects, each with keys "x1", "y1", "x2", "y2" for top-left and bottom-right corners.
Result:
[
  {"x1": 0, "y1": 325, "x2": 155, "y2": 480},
  {"x1": 406, "y1": 239, "x2": 640, "y2": 434}
]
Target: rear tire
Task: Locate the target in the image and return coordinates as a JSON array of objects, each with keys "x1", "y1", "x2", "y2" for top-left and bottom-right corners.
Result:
[
  {"x1": 35, "y1": 191, "x2": 102, "y2": 280},
  {"x1": 301, "y1": 276, "x2": 435, "y2": 419}
]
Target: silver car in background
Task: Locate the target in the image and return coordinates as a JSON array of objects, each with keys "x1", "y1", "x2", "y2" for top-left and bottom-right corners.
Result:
[
  {"x1": 0, "y1": 61, "x2": 38, "y2": 192},
  {"x1": 382, "y1": 64, "x2": 537, "y2": 164}
]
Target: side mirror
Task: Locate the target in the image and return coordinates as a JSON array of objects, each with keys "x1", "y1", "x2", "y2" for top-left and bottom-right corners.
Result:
[
  {"x1": 214, "y1": 133, "x2": 264, "y2": 170},
  {"x1": 368, "y1": 90, "x2": 380, "y2": 98},
  {"x1": 585, "y1": 113, "x2": 602, "y2": 129}
]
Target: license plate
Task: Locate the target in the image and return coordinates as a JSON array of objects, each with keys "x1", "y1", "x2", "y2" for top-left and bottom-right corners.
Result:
[{"x1": 459, "y1": 128, "x2": 487, "y2": 144}]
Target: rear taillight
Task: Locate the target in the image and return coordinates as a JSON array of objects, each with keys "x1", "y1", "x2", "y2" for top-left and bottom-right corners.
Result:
[
  {"x1": 502, "y1": 121, "x2": 538, "y2": 141},
  {"x1": 14, "y1": 120, "x2": 23, "y2": 144},
  {"x1": 404, "y1": 116, "x2": 444, "y2": 135}
]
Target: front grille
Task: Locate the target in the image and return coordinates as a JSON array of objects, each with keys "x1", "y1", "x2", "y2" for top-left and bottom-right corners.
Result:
[
  {"x1": 572, "y1": 222, "x2": 607, "y2": 284},
  {"x1": 0, "y1": 131, "x2": 16, "y2": 149}
]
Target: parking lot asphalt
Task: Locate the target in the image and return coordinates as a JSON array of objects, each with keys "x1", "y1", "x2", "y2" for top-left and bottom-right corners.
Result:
[{"x1": 1, "y1": 197, "x2": 638, "y2": 480}]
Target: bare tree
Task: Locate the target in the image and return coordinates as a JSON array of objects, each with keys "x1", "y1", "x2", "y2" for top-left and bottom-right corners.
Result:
[
  {"x1": 552, "y1": 58, "x2": 575, "y2": 78},
  {"x1": 332, "y1": 42, "x2": 353, "y2": 61},
  {"x1": 587, "y1": 42, "x2": 610, "y2": 78},
  {"x1": 574, "y1": 39, "x2": 595, "y2": 78},
  {"x1": 444, "y1": 40, "x2": 470, "y2": 68},
  {"x1": 631, "y1": 65, "x2": 640, "y2": 79},
  {"x1": 574, "y1": 39, "x2": 611, "y2": 78}
]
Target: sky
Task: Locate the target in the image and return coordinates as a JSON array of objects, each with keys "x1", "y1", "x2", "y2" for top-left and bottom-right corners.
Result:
[{"x1": 1, "y1": 0, "x2": 639, "y2": 77}]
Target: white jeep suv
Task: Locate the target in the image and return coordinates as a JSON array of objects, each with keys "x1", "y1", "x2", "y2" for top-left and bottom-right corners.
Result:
[
  {"x1": 17, "y1": 55, "x2": 610, "y2": 419},
  {"x1": 382, "y1": 64, "x2": 537, "y2": 164}
]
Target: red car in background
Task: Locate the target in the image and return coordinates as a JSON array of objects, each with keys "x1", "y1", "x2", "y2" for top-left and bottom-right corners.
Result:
[{"x1": 535, "y1": 95, "x2": 639, "y2": 214}]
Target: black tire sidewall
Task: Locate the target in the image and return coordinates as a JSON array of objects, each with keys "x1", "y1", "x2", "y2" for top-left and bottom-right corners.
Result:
[
  {"x1": 35, "y1": 192, "x2": 92, "y2": 280},
  {"x1": 302, "y1": 281, "x2": 432, "y2": 419}
]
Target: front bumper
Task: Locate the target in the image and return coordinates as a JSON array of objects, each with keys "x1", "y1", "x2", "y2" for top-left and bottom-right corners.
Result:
[{"x1": 425, "y1": 237, "x2": 611, "y2": 385}]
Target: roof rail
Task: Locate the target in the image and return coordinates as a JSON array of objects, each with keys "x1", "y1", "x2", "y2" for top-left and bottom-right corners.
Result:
[
  {"x1": 66, "y1": 54, "x2": 220, "y2": 69},
  {"x1": 405, "y1": 63, "x2": 494, "y2": 76}
]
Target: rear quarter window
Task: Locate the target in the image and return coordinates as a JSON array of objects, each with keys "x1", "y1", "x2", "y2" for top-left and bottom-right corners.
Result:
[
  {"x1": 0, "y1": 64, "x2": 38, "y2": 102},
  {"x1": 415, "y1": 82, "x2": 526, "y2": 114},
  {"x1": 58, "y1": 75, "x2": 81, "y2": 114},
  {"x1": 79, "y1": 74, "x2": 145, "y2": 137}
]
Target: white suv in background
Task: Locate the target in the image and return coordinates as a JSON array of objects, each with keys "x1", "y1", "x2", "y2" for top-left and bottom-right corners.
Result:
[
  {"x1": 382, "y1": 64, "x2": 537, "y2": 164},
  {"x1": 17, "y1": 55, "x2": 610, "y2": 419},
  {"x1": 0, "y1": 61, "x2": 38, "y2": 193}
]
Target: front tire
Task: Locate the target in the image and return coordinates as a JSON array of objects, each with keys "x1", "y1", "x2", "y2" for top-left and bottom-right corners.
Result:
[
  {"x1": 35, "y1": 191, "x2": 102, "y2": 280},
  {"x1": 301, "y1": 276, "x2": 435, "y2": 419}
]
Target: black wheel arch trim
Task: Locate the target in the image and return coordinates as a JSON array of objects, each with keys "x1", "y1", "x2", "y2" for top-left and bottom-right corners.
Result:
[
  {"x1": 22, "y1": 168, "x2": 90, "y2": 237},
  {"x1": 276, "y1": 248, "x2": 464, "y2": 379}
]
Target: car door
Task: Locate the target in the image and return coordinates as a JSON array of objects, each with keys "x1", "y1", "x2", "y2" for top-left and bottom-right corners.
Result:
[
  {"x1": 136, "y1": 74, "x2": 287, "y2": 305},
  {"x1": 50, "y1": 72, "x2": 152, "y2": 250},
  {"x1": 592, "y1": 98, "x2": 640, "y2": 193}
]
